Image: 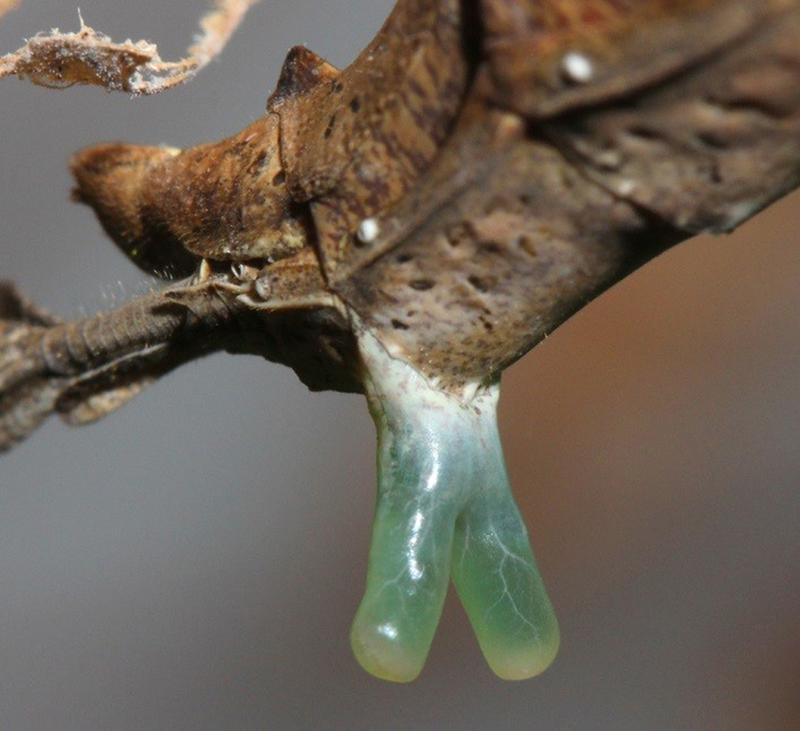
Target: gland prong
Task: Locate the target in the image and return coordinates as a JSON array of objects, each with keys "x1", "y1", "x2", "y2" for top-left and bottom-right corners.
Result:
[
  {"x1": 353, "y1": 328, "x2": 559, "y2": 682},
  {"x1": 451, "y1": 481, "x2": 559, "y2": 680}
]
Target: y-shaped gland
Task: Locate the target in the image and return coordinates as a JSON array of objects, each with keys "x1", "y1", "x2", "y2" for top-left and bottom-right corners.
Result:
[{"x1": 351, "y1": 330, "x2": 559, "y2": 682}]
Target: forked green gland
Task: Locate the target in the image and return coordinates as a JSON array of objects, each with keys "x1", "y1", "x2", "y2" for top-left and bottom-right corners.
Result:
[{"x1": 351, "y1": 330, "x2": 559, "y2": 682}]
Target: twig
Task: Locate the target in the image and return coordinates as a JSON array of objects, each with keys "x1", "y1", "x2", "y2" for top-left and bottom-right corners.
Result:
[{"x1": 0, "y1": 0, "x2": 259, "y2": 94}]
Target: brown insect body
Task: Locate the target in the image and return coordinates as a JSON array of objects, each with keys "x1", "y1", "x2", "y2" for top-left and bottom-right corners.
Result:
[
  {"x1": 71, "y1": 110, "x2": 308, "y2": 276},
  {"x1": 482, "y1": 0, "x2": 778, "y2": 117},
  {"x1": 2, "y1": 0, "x2": 800, "y2": 446}
]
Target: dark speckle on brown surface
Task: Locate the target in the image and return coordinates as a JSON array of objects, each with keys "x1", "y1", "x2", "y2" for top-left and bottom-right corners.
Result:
[{"x1": 4, "y1": 0, "x2": 800, "y2": 420}]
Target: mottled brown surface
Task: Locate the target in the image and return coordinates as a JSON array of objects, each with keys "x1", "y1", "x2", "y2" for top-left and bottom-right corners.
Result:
[
  {"x1": 71, "y1": 114, "x2": 310, "y2": 273},
  {"x1": 339, "y1": 2, "x2": 800, "y2": 386},
  {"x1": 481, "y1": 0, "x2": 779, "y2": 118},
  {"x1": 71, "y1": 143, "x2": 198, "y2": 278},
  {"x1": 1, "y1": 2, "x2": 799, "y2": 722},
  {"x1": 3, "y1": 0, "x2": 800, "y2": 443},
  {"x1": 273, "y1": 0, "x2": 471, "y2": 273},
  {"x1": 543, "y1": 10, "x2": 800, "y2": 233},
  {"x1": 339, "y1": 119, "x2": 676, "y2": 387}
]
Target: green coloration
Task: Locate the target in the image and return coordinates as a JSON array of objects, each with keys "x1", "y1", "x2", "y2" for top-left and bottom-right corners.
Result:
[
  {"x1": 451, "y1": 477, "x2": 560, "y2": 680},
  {"x1": 351, "y1": 331, "x2": 559, "y2": 682},
  {"x1": 349, "y1": 408, "x2": 461, "y2": 682}
]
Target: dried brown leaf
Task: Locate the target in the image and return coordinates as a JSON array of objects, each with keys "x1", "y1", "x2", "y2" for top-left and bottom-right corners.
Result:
[{"x1": 0, "y1": 0, "x2": 259, "y2": 94}]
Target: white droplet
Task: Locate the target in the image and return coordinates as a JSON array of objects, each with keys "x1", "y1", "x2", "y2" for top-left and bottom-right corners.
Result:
[
  {"x1": 561, "y1": 52, "x2": 594, "y2": 84},
  {"x1": 357, "y1": 217, "x2": 380, "y2": 244},
  {"x1": 616, "y1": 179, "x2": 636, "y2": 197}
]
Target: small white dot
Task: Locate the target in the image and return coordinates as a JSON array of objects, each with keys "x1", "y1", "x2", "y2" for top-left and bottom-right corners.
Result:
[
  {"x1": 616, "y1": 180, "x2": 636, "y2": 196},
  {"x1": 561, "y1": 52, "x2": 594, "y2": 84},
  {"x1": 356, "y1": 217, "x2": 380, "y2": 244}
]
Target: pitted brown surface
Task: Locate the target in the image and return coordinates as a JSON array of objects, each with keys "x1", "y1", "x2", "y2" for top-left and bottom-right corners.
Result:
[
  {"x1": 4, "y1": 0, "x2": 800, "y2": 444},
  {"x1": 542, "y1": 10, "x2": 800, "y2": 233},
  {"x1": 338, "y1": 127, "x2": 675, "y2": 387}
]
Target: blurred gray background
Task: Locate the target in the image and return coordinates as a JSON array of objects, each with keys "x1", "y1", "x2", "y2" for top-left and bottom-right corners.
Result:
[{"x1": 1, "y1": 1, "x2": 799, "y2": 729}]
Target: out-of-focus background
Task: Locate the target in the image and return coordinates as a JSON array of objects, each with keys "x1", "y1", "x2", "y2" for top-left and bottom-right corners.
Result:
[{"x1": 1, "y1": 2, "x2": 798, "y2": 728}]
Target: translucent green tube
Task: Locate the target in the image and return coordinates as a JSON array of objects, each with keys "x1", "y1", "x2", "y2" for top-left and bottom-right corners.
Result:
[
  {"x1": 450, "y1": 467, "x2": 560, "y2": 680},
  {"x1": 351, "y1": 330, "x2": 559, "y2": 682}
]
